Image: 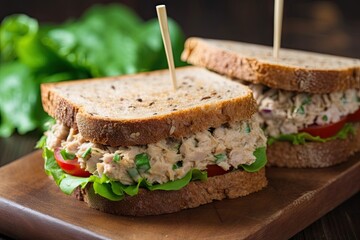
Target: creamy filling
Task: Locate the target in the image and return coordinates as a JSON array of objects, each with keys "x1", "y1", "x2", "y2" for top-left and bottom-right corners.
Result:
[
  {"x1": 245, "y1": 83, "x2": 360, "y2": 137},
  {"x1": 45, "y1": 115, "x2": 266, "y2": 185}
]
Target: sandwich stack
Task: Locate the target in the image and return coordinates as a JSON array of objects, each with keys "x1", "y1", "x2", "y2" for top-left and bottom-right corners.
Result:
[
  {"x1": 182, "y1": 37, "x2": 360, "y2": 168},
  {"x1": 40, "y1": 66, "x2": 268, "y2": 216}
]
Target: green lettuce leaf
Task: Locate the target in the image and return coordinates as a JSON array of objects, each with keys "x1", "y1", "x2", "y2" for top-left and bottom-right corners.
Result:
[
  {"x1": 43, "y1": 146, "x2": 266, "y2": 201},
  {"x1": 268, "y1": 123, "x2": 356, "y2": 145},
  {"x1": 44, "y1": 147, "x2": 65, "y2": 185},
  {"x1": 43, "y1": 148, "x2": 208, "y2": 201},
  {"x1": 60, "y1": 175, "x2": 90, "y2": 195},
  {"x1": 147, "y1": 169, "x2": 207, "y2": 191},
  {"x1": 241, "y1": 147, "x2": 267, "y2": 172},
  {"x1": 0, "y1": 14, "x2": 38, "y2": 63},
  {"x1": 93, "y1": 181, "x2": 124, "y2": 201}
]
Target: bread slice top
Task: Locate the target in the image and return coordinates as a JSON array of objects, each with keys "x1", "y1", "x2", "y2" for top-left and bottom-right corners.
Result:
[
  {"x1": 41, "y1": 66, "x2": 257, "y2": 146},
  {"x1": 182, "y1": 37, "x2": 360, "y2": 94}
]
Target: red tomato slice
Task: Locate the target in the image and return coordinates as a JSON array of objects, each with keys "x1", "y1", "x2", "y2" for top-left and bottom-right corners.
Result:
[
  {"x1": 348, "y1": 108, "x2": 360, "y2": 122},
  {"x1": 54, "y1": 148, "x2": 91, "y2": 177},
  {"x1": 300, "y1": 117, "x2": 347, "y2": 139},
  {"x1": 206, "y1": 165, "x2": 229, "y2": 177}
]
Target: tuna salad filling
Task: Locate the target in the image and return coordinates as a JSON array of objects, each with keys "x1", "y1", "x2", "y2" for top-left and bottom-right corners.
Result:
[
  {"x1": 45, "y1": 115, "x2": 267, "y2": 185},
  {"x1": 247, "y1": 84, "x2": 360, "y2": 137}
]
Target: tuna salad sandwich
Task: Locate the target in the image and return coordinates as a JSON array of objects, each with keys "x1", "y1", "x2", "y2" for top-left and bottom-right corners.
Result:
[
  {"x1": 182, "y1": 38, "x2": 360, "y2": 168},
  {"x1": 39, "y1": 66, "x2": 268, "y2": 216}
]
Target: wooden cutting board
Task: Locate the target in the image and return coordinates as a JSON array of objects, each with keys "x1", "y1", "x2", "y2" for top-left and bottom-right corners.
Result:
[{"x1": 0, "y1": 151, "x2": 359, "y2": 240}]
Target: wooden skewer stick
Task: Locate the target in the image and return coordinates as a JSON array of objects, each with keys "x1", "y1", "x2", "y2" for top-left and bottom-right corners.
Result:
[
  {"x1": 273, "y1": 0, "x2": 284, "y2": 58},
  {"x1": 156, "y1": 5, "x2": 177, "y2": 90}
]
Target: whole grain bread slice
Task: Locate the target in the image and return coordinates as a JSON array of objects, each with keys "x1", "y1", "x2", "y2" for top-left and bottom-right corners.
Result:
[
  {"x1": 267, "y1": 124, "x2": 360, "y2": 168},
  {"x1": 41, "y1": 66, "x2": 257, "y2": 146},
  {"x1": 73, "y1": 168, "x2": 267, "y2": 216},
  {"x1": 181, "y1": 38, "x2": 360, "y2": 94}
]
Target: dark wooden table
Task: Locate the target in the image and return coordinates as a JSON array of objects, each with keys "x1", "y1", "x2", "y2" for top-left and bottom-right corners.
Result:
[{"x1": 0, "y1": 133, "x2": 359, "y2": 240}]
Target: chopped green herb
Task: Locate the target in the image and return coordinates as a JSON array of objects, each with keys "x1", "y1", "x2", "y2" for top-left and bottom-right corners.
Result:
[
  {"x1": 295, "y1": 96, "x2": 311, "y2": 115},
  {"x1": 173, "y1": 143, "x2": 181, "y2": 152},
  {"x1": 60, "y1": 149, "x2": 75, "y2": 160},
  {"x1": 127, "y1": 168, "x2": 140, "y2": 181},
  {"x1": 214, "y1": 153, "x2": 227, "y2": 164},
  {"x1": 296, "y1": 105, "x2": 305, "y2": 114},
  {"x1": 81, "y1": 148, "x2": 92, "y2": 158},
  {"x1": 357, "y1": 97, "x2": 360, "y2": 103},
  {"x1": 322, "y1": 115, "x2": 328, "y2": 121},
  {"x1": 113, "y1": 153, "x2": 121, "y2": 162},
  {"x1": 135, "y1": 153, "x2": 151, "y2": 172},
  {"x1": 172, "y1": 161, "x2": 183, "y2": 170},
  {"x1": 302, "y1": 96, "x2": 312, "y2": 105},
  {"x1": 245, "y1": 123, "x2": 251, "y2": 133}
]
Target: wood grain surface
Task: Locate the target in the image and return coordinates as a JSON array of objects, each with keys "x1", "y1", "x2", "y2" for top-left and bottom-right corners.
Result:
[{"x1": 0, "y1": 149, "x2": 359, "y2": 240}]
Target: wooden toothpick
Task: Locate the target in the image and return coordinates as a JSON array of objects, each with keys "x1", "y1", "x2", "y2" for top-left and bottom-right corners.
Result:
[
  {"x1": 273, "y1": 0, "x2": 284, "y2": 58},
  {"x1": 156, "y1": 5, "x2": 177, "y2": 90}
]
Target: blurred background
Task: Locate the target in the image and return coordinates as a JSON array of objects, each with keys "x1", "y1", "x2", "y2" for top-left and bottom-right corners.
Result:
[{"x1": 1, "y1": 0, "x2": 360, "y2": 57}]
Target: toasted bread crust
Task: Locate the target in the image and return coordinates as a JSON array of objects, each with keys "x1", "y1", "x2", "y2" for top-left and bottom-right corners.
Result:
[
  {"x1": 75, "y1": 96, "x2": 256, "y2": 146},
  {"x1": 74, "y1": 169, "x2": 267, "y2": 216},
  {"x1": 41, "y1": 66, "x2": 257, "y2": 146},
  {"x1": 41, "y1": 88, "x2": 79, "y2": 130},
  {"x1": 182, "y1": 38, "x2": 360, "y2": 94},
  {"x1": 267, "y1": 124, "x2": 360, "y2": 168}
]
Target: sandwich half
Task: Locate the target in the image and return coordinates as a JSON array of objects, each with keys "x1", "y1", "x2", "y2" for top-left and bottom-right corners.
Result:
[
  {"x1": 182, "y1": 38, "x2": 360, "y2": 168},
  {"x1": 39, "y1": 66, "x2": 268, "y2": 216}
]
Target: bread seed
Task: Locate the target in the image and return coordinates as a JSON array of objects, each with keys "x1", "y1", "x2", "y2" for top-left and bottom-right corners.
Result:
[{"x1": 201, "y1": 96, "x2": 211, "y2": 101}]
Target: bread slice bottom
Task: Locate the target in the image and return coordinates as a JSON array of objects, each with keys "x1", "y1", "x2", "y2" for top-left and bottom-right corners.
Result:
[
  {"x1": 74, "y1": 168, "x2": 267, "y2": 216},
  {"x1": 267, "y1": 124, "x2": 360, "y2": 168}
]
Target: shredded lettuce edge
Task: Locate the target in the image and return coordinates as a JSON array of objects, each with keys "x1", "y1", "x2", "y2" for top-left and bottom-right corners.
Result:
[
  {"x1": 267, "y1": 123, "x2": 356, "y2": 145},
  {"x1": 43, "y1": 146, "x2": 267, "y2": 201}
]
